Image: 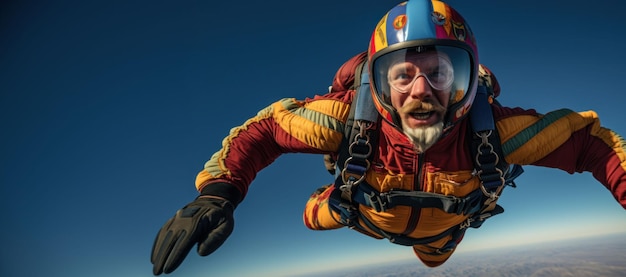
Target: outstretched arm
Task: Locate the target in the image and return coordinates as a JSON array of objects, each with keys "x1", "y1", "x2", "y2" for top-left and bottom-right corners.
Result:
[
  {"x1": 495, "y1": 108, "x2": 626, "y2": 208},
  {"x1": 151, "y1": 93, "x2": 353, "y2": 275}
]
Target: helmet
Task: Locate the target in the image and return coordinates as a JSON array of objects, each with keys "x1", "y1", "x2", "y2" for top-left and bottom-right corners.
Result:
[{"x1": 368, "y1": 0, "x2": 479, "y2": 133}]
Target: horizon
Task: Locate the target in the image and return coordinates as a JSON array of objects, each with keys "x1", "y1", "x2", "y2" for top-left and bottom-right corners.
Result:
[{"x1": 292, "y1": 231, "x2": 626, "y2": 277}]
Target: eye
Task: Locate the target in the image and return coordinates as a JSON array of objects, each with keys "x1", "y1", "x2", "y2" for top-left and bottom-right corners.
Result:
[
  {"x1": 389, "y1": 67, "x2": 414, "y2": 84},
  {"x1": 428, "y1": 70, "x2": 446, "y2": 82},
  {"x1": 396, "y1": 72, "x2": 411, "y2": 81}
]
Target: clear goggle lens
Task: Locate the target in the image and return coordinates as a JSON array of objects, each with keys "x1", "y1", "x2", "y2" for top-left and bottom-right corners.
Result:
[{"x1": 386, "y1": 55, "x2": 454, "y2": 93}]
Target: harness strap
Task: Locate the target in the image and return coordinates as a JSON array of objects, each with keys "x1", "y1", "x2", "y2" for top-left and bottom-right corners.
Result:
[
  {"x1": 359, "y1": 214, "x2": 461, "y2": 247},
  {"x1": 353, "y1": 61, "x2": 377, "y2": 122},
  {"x1": 469, "y1": 83, "x2": 525, "y2": 199},
  {"x1": 328, "y1": 185, "x2": 464, "y2": 247},
  {"x1": 336, "y1": 60, "x2": 378, "y2": 201},
  {"x1": 352, "y1": 181, "x2": 483, "y2": 215}
]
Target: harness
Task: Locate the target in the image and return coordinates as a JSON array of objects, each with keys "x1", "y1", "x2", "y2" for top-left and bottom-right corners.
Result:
[{"x1": 328, "y1": 61, "x2": 524, "y2": 253}]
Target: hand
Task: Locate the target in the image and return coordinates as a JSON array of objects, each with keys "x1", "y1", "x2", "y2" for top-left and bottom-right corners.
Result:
[{"x1": 151, "y1": 196, "x2": 235, "y2": 275}]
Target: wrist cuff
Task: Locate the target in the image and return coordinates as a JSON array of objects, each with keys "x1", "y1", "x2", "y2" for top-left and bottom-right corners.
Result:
[{"x1": 200, "y1": 182, "x2": 242, "y2": 207}]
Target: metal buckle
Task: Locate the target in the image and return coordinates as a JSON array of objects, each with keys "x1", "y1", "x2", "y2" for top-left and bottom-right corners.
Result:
[
  {"x1": 365, "y1": 191, "x2": 388, "y2": 212},
  {"x1": 460, "y1": 218, "x2": 473, "y2": 229},
  {"x1": 452, "y1": 197, "x2": 467, "y2": 215}
]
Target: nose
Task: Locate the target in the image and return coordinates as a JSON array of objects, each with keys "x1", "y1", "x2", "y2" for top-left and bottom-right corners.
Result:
[{"x1": 408, "y1": 75, "x2": 433, "y2": 100}]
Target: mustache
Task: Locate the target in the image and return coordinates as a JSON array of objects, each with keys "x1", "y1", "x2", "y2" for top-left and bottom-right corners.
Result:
[{"x1": 399, "y1": 100, "x2": 446, "y2": 114}]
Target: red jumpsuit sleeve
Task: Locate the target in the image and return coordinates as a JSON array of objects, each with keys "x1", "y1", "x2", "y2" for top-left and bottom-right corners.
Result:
[
  {"x1": 533, "y1": 123, "x2": 626, "y2": 208},
  {"x1": 195, "y1": 92, "x2": 354, "y2": 200},
  {"x1": 494, "y1": 106, "x2": 626, "y2": 209}
]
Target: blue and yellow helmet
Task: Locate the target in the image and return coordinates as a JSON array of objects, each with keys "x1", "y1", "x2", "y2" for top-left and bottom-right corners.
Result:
[{"x1": 368, "y1": 0, "x2": 479, "y2": 132}]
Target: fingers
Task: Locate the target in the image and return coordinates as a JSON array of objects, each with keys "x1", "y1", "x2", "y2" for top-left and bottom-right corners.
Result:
[
  {"x1": 151, "y1": 218, "x2": 174, "y2": 275},
  {"x1": 152, "y1": 230, "x2": 174, "y2": 275},
  {"x1": 161, "y1": 230, "x2": 196, "y2": 274},
  {"x1": 152, "y1": 228, "x2": 198, "y2": 275},
  {"x1": 151, "y1": 198, "x2": 234, "y2": 275},
  {"x1": 151, "y1": 214, "x2": 198, "y2": 275}
]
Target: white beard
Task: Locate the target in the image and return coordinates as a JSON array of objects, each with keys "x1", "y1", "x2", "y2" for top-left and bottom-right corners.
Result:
[{"x1": 402, "y1": 121, "x2": 444, "y2": 153}]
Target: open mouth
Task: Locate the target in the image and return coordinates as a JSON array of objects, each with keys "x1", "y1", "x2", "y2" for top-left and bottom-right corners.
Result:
[{"x1": 409, "y1": 111, "x2": 435, "y2": 120}]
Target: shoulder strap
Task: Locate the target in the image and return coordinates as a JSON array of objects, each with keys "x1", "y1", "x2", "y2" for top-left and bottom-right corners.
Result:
[
  {"x1": 336, "y1": 61, "x2": 379, "y2": 173},
  {"x1": 353, "y1": 61, "x2": 378, "y2": 123},
  {"x1": 334, "y1": 60, "x2": 380, "y2": 201},
  {"x1": 323, "y1": 58, "x2": 376, "y2": 176},
  {"x1": 468, "y1": 82, "x2": 523, "y2": 219}
]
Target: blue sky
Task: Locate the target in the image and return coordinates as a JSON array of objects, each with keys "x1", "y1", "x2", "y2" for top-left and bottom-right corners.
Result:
[{"x1": 1, "y1": 0, "x2": 625, "y2": 276}]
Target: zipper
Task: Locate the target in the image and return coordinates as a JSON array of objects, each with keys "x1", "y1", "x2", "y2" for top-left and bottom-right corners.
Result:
[{"x1": 402, "y1": 152, "x2": 424, "y2": 235}]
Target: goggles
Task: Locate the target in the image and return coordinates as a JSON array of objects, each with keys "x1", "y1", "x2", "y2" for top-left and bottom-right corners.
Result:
[
  {"x1": 386, "y1": 53, "x2": 454, "y2": 92},
  {"x1": 371, "y1": 45, "x2": 473, "y2": 108}
]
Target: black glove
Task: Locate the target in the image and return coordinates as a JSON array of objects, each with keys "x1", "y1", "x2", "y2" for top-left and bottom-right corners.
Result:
[{"x1": 151, "y1": 196, "x2": 235, "y2": 275}]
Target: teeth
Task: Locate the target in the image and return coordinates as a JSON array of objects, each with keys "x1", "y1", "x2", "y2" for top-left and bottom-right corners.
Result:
[{"x1": 410, "y1": 112, "x2": 431, "y2": 119}]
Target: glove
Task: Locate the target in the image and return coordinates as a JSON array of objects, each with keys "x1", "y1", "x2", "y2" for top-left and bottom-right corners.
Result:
[{"x1": 151, "y1": 196, "x2": 235, "y2": 275}]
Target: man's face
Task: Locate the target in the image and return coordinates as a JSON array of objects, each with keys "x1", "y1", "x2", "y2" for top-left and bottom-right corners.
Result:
[{"x1": 387, "y1": 51, "x2": 453, "y2": 151}]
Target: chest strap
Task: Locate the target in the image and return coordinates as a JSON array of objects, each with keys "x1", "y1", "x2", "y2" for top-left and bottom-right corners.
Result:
[{"x1": 353, "y1": 181, "x2": 484, "y2": 215}]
